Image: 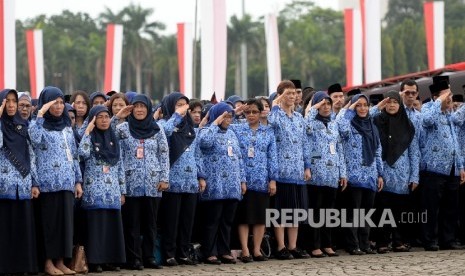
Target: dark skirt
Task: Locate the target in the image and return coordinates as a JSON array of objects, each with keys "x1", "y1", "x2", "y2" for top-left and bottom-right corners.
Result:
[
  {"x1": 39, "y1": 191, "x2": 74, "y2": 259},
  {"x1": 273, "y1": 182, "x2": 308, "y2": 225},
  {"x1": 236, "y1": 190, "x2": 270, "y2": 225},
  {"x1": 0, "y1": 199, "x2": 38, "y2": 274},
  {"x1": 85, "y1": 209, "x2": 126, "y2": 264}
]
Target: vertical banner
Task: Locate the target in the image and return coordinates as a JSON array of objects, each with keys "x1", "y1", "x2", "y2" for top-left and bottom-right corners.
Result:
[
  {"x1": 104, "y1": 24, "x2": 124, "y2": 92},
  {"x1": 264, "y1": 13, "x2": 281, "y2": 94},
  {"x1": 200, "y1": 0, "x2": 227, "y2": 101},
  {"x1": 177, "y1": 22, "x2": 193, "y2": 99},
  {"x1": 26, "y1": 29, "x2": 44, "y2": 98},
  {"x1": 424, "y1": 1, "x2": 444, "y2": 70},
  {"x1": 0, "y1": 0, "x2": 16, "y2": 88},
  {"x1": 344, "y1": 9, "x2": 363, "y2": 87},
  {"x1": 360, "y1": 0, "x2": 381, "y2": 83}
]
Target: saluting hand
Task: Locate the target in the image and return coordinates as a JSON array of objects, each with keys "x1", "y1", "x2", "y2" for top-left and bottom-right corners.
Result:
[
  {"x1": 38, "y1": 99, "x2": 58, "y2": 117},
  {"x1": 84, "y1": 116, "x2": 96, "y2": 136},
  {"x1": 0, "y1": 99, "x2": 5, "y2": 118},
  {"x1": 116, "y1": 105, "x2": 134, "y2": 120},
  {"x1": 438, "y1": 91, "x2": 452, "y2": 103},
  {"x1": 348, "y1": 98, "x2": 362, "y2": 110},
  {"x1": 213, "y1": 111, "x2": 229, "y2": 126},
  {"x1": 272, "y1": 93, "x2": 283, "y2": 107},
  {"x1": 175, "y1": 104, "x2": 189, "y2": 117},
  {"x1": 376, "y1": 97, "x2": 390, "y2": 111},
  {"x1": 153, "y1": 107, "x2": 162, "y2": 120},
  {"x1": 235, "y1": 104, "x2": 247, "y2": 115}
]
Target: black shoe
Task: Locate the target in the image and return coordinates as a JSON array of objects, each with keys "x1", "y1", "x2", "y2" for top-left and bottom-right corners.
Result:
[
  {"x1": 377, "y1": 247, "x2": 390, "y2": 254},
  {"x1": 424, "y1": 245, "x2": 439, "y2": 251},
  {"x1": 219, "y1": 255, "x2": 236, "y2": 264},
  {"x1": 289, "y1": 248, "x2": 310, "y2": 259},
  {"x1": 392, "y1": 245, "x2": 409, "y2": 252},
  {"x1": 203, "y1": 257, "x2": 221, "y2": 265},
  {"x1": 144, "y1": 259, "x2": 163, "y2": 269},
  {"x1": 128, "y1": 259, "x2": 144, "y2": 270},
  {"x1": 322, "y1": 249, "x2": 339, "y2": 257},
  {"x1": 309, "y1": 251, "x2": 326, "y2": 258},
  {"x1": 240, "y1": 255, "x2": 253, "y2": 263},
  {"x1": 177, "y1": 257, "x2": 197, "y2": 265},
  {"x1": 362, "y1": 248, "x2": 377, "y2": 254},
  {"x1": 89, "y1": 264, "x2": 103, "y2": 273},
  {"x1": 252, "y1": 254, "x2": 268, "y2": 261},
  {"x1": 101, "y1": 264, "x2": 120, "y2": 271},
  {"x1": 275, "y1": 248, "x2": 294, "y2": 260},
  {"x1": 165, "y1": 258, "x2": 178, "y2": 267},
  {"x1": 349, "y1": 249, "x2": 365, "y2": 255}
]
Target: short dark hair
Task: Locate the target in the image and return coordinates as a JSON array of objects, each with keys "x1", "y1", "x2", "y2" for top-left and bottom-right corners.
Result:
[
  {"x1": 108, "y1": 93, "x2": 129, "y2": 116},
  {"x1": 400, "y1": 79, "x2": 418, "y2": 91},
  {"x1": 257, "y1": 96, "x2": 271, "y2": 109},
  {"x1": 189, "y1": 99, "x2": 203, "y2": 111},
  {"x1": 70, "y1": 90, "x2": 91, "y2": 118},
  {"x1": 276, "y1": 80, "x2": 295, "y2": 95},
  {"x1": 245, "y1": 98, "x2": 264, "y2": 112}
]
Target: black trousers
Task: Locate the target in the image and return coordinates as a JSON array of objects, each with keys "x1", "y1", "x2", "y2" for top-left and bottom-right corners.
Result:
[
  {"x1": 421, "y1": 170, "x2": 459, "y2": 247},
  {"x1": 344, "y1": 186, "x2": 376, "y2": 251},
  {"x1": 201, "y1": 199, "x2": 238, "y2": 258},
  {"x1": 161, "y1": 192, "x2": 197, "y2": 259},
  {"x1": 122, "y1": 196, "x2": 161, "y2": 264},
  {"x1": 373, "y1": 191, "x2": 409, "y2": 248},
  {"x1": 308, "y1": 185, "x2": 337, "y2": 250}
]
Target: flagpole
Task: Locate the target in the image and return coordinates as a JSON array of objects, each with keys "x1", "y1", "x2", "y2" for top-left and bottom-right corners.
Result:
[{"x1": 192, "y1": 0, "x2": 198, "y2": 99}]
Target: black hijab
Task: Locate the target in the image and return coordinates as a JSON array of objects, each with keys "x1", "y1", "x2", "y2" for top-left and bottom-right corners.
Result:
[
  {"x1": 162, "y1": 92, "x2": 196, "y2": 167},
  {"x1": 37, "y1": 86, "x2": 71, "y2": 131},
  {"x1": 374, "y1": 91, "x2": 415, "y2": 166},
  {"x1": 0, "y1": 89, "x2": 30, "y2": 178},
  {"x1": 88, "y1": 105, "x2": 120, "y2": 166},
  {"x1": 350, "y1": 94, "x2": 380, "y2": 166},
  {"x1": 128, "y1": 94, "x2": 160, "y2": 139},
  {"x1": 311, "y1": 91, "x2": 332, "y2": 127}
]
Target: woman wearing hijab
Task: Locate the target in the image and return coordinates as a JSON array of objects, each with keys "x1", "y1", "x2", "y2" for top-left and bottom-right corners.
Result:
[
  {"x1": 0, "y1": 89, "x2": 39, "y2": 275},
  {"x1": 78, "y1": 106, "x2": 126, "y2": 272},
  {"x1": 89, "y1": 92, "x2": 107, "y2": 107},
  {"x1": 157, "y1": 92, "x2": 205, "y2": 266},
  {"x1": 198, "y1": 102, "x2": 246, "y2": 264},
  {"x1": 373, "y1": 91, "x2": 418, "y2": 253},
  {"x1": 29, "y1": 86, "x2": 83, "y2": 275},
  {"x1": 336, "y1": 94, "x2": 384, "y2": 255},
  {"x1": 115, "y1": 94, "x2": 169, "y2": 270},
  {"x1": 230, "y1": 98, "x2": 278, "y2": 263},
  {"x1": 305, "y1": 91, "x2": 347, "y2": 258}
]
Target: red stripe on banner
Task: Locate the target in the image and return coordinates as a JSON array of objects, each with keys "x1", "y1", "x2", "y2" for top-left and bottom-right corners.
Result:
[
  {"x1": 177, "y1": 23, "x2": 185, "y2": 94},
  {"x1": 26, "y1": 30, "x2": 37, "y2": 97},
  {"x1": 344, "y1": 9, "x2": 354, "y2": 87},
  {"x1": 0, "y1": 0, "x2": 5, "y2": 88},
  {"x1": 359, "y1": 0, "x2": 366, "y2": 84},
  {"x1": 104, "y1": 24, "x2": 115, "y2": 92},
  {"x1": 424, "y1": 2, "x2": 435, "y2": 70}
]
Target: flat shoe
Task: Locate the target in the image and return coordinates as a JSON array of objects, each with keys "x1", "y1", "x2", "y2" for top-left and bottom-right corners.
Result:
[
  {"x1": 240, "y1": 255, "x2": 253, "y2": 263},
  {"x1": 252, "y1": 255, "x2": 268, "y2": 261},
  {"x1": 219, "y1": 255, "x2": 236, "y2": 264},
  {"x1": 322, "y1": 249, "x2": 339, "y2": 257},
  {"x1": 204, "y1": 257, "x2": 221, "y2": 265},
  {"x1": 45, "y1": 268, "x2": 64, "y2": 276}
]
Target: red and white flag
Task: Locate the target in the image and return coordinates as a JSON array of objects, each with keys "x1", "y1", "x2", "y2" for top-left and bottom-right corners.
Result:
[
  {"x1": 177, "y1": 23, "x2": 194, "y2": 99},
  {"x1": 26, "y1": 29, "x2": 44, "y2": 98},
  {"x1": 424, "y1": 1, "x2": 444, "y2": 70},
  {"x1": 344, "y1": 9, "x2": 363, "y2": 87},
  {"x1": 200, "y1": 0, "x2": 227, "y2": 101},
  {"x1": 104, "y1": 24, "x2": 124, "y2": 92},
  {"x1": 360, "y1": 0, "x2": 381, "y2": 83},
  {"x1": 0, "y1": 0, "x2": 16, "y2": 89},
  {"x1": 264, "y1": 13, "x2": 281, "y2": 94}
]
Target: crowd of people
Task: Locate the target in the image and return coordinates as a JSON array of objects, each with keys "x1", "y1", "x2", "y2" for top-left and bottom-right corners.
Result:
[{"x1": 1, "y1": 76, "x2": 465, "y2": 275}]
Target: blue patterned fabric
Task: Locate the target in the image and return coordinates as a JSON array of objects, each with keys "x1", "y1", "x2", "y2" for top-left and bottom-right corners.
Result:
[
  {"x1": 116, "y1": 122, "x2": 169, "y2": 197},
  {"x1": 230, "y1": 123, "x2": 278, "y2": 193},
  {"x1": 421, "y1": 99, "x2": 463, "y2": 176},
  {"x1": 158, "y1": 115, "x2": 205, "y2": 194},
  {"x1": 306, "y1": 108, "x2": 346, "y2": 188},
  {"x1": 0, "y1": 121, "x2": 38, "y2": 200},
  {"x1": 29, "y1": 117, "x2": 82, "y2": 192},
  {"x1": 78, "y1": 134, "x2": 126, "y2": 209},
  {"x1": 452, "y1": 103, "x2": 465, "y2": 168},
  {"x1": 336, "y1": 109, "x2": 383, "y2": 191},
  {"x1": 198, "y1": 124, "x2": 246, "y2": 201},
  {"x1": 267, "y1": 106, "x2": 311, "y2": 185}
]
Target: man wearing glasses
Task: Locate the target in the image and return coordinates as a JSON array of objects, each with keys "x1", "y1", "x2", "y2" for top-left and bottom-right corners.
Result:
[
  {"x1": 400, "y1": 79, "x2": 421, "y2": 121},
  {"x1": 18, "y1": 92, "x2": 33, "y2": 121}
]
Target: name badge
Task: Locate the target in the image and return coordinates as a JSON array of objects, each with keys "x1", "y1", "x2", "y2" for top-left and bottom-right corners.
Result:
[
  {"x1": 227, "y1": 146, "x2": 234, "y2": 157},
  {"x1": 248, "y1": 146, "x2": 255, "y2": 158},
  {"x1": 136, "y1": 146, "x2": 144, "y2": 159},
  {"x1": 103, "y1": 165, "x2": 110, "y2": 174},
  {"x1": 329, "y1": 143, "x2": 336, "y2": 155},
  {"x1": 66, "y1": 149, "x2": 73, "y2": 162}
]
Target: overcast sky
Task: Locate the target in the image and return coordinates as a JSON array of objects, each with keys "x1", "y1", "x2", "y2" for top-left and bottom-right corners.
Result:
[{"x1": 14, "y1": 0, "x2": 339, "y2": 34}]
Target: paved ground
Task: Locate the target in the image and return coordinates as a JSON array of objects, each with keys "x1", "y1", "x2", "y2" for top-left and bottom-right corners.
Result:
[{"x1": 99, "y1": 248, "x2": 465, "y2": 276}]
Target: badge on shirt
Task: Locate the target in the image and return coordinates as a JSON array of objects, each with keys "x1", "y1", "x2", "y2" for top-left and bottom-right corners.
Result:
[
  {"x1": 66, "y1": 149, "x2": 73, "y2": 162},
  {"x1": 248, "y1": 146, "x2": 255, "y2": 158},
  {"x1": 329, "y1": 142, "x2": 336, "y2": 155},
  {"x1": 227, "y1": 146, "x2": 234, "y2": 157},
  {"x1": 136, "y1": 146, "x2": 144, "y2": 159},
  {"x1": 102, "y1": 165, "x2": 110, "y2": 174}
]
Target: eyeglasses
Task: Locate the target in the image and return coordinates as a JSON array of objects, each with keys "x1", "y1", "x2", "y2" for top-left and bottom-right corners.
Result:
[
  {"x1": 244, "y1": 110, "x2": 260, "y2": 115},
  {"x1": 18, "y1": 104, "x2": 32, "y2": 110},
  {"x1": 403, "y1": 90, "x2": 418, "y2": 96}
]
